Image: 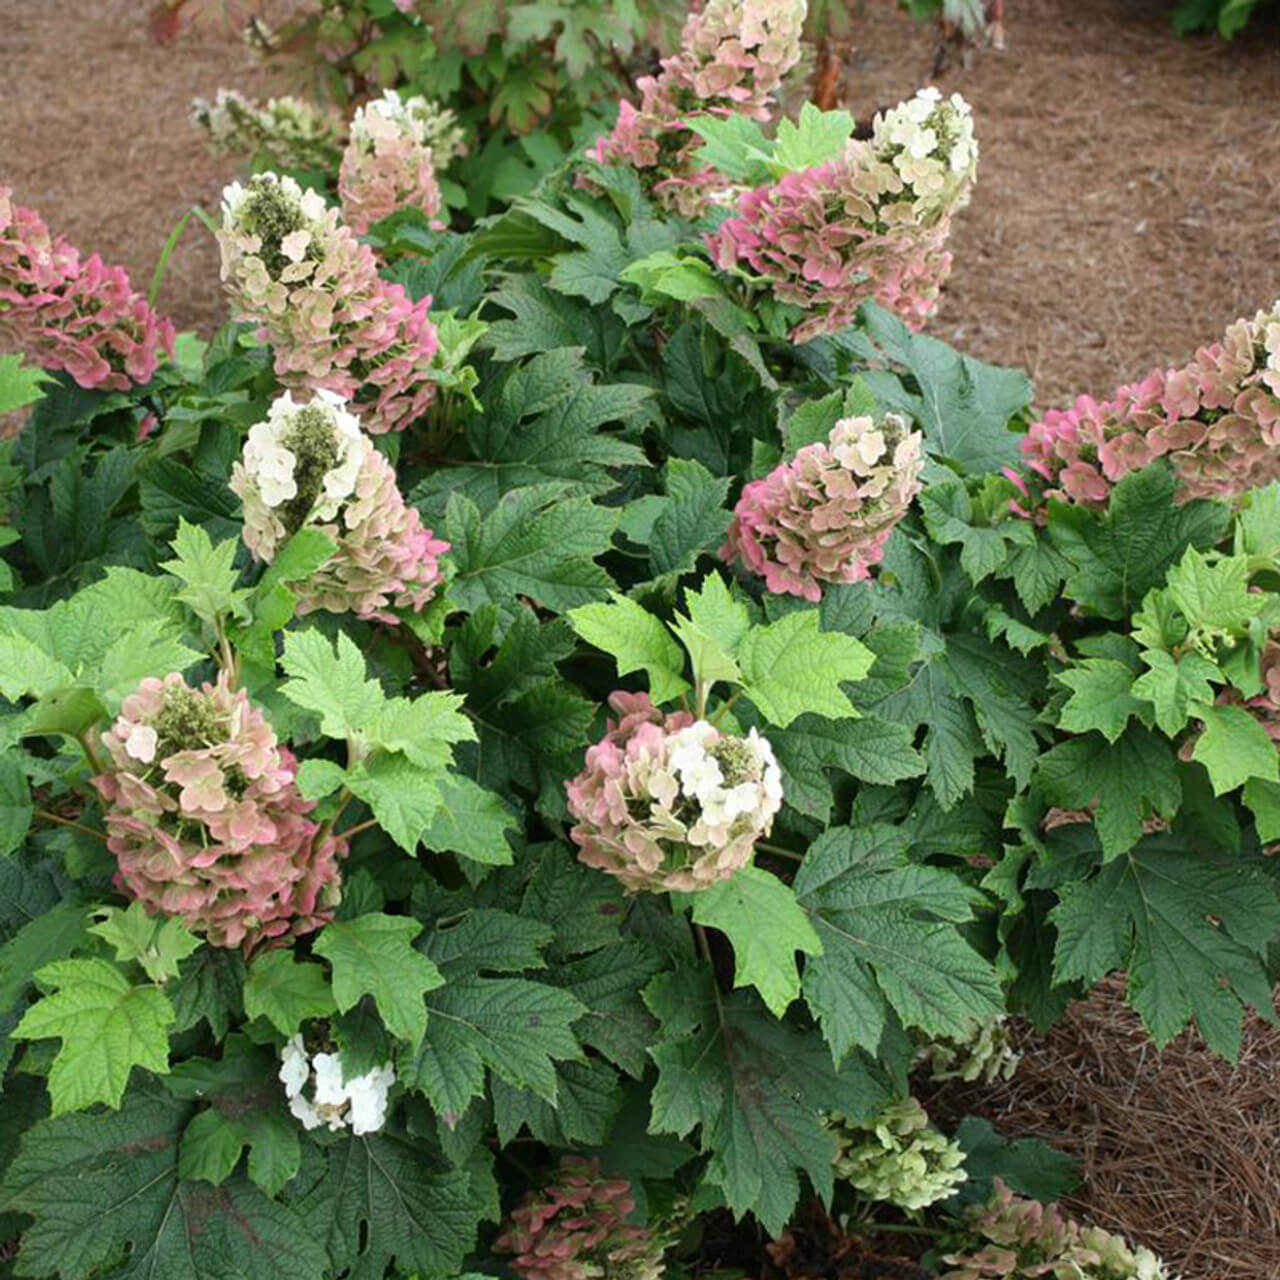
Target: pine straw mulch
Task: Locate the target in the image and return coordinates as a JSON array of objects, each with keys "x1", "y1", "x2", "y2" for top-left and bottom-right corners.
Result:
[
  {"x1": 844, "y1": 0, "x2": 1280, "y2": 406},
  {"x1": 922, "y1": 977, "x2": 1280, "y2": 1280}
]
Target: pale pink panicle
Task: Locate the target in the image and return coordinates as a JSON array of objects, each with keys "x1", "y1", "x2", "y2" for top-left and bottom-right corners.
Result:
[
  {"x1": 94, "y1": 673, "x2": 345, "y2": 951},
  {"x1": 191, "y1": 89, "x2": 344, "y2": 171},
  {"x1": 566, "y1": 691, "x2": 783, "y2": 895},
  {"x1": 338, "y1": 89, "x2": 464, "y2": 235},
  {"x1": 1019, "y1": 300, "x2": 1280, "y2": 510},
  {"x1": 706, "y1": 88, "x2": 978, "y2": 340},
  {"x1": 723, "y1": 412, "x2": 924, "y2": 602},
  {"x1": 1245, "y1": 640, "x2": 1280, "y2": 746},
  {"x1": 218, "y1": 172, "x2": 440, "y2": 432},
  {"x1": 0, "y1": 186, "x2": 175, "y2": 391},
  {"x1": 940, "y1": 1179, "x2": 1168, "y2": 1280},
  {"x1": 231, "y1": 388, "x2": 448, "y2": 623},
  {"x1": 589, "y1": 0, "x2": 806, "y2": 215},
  {"x1": 494, "y1": 1157, "x2": 665, "y2": 1280}
]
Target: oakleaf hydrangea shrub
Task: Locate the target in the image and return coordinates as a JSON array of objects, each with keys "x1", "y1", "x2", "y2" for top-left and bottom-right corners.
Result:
[
  {"x1": 94, "y1": 672, "x2": 345, "y2": 950},
  {"x1": 940, "y1": 1180, "x2": 1170, "y2": 1279},
  {"x1": 0, "y1": 3, "x2": 1266, "y2": 1276},
  {"x1": 232, "y1": 388, "x2": 449, "y2": 620}
]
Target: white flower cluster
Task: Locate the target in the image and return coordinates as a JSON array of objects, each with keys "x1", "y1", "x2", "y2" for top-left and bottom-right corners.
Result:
[
  {"x1": 917, "y1": 1016, "x2": 1022, "y2": 1085},
  {"x1": 238, "y1": 388, "x2": 367, "y2": 513},
  {"x1": 348, "y1": 89, "x2": 465, "y2": 168},
  {"x1": 279, "y1": 1035, "x2": 393, "y2": 1135},
  {"x1": 1255, "y1": 299, "x2": 1280, "y2": 383},
  {"x1": 873, "y1": 86, "x2": 978, "y2": 221},
  {"x1": 665, "y1": 722, "x2": 783, "y2": 844},
  {"x1": 191, "y1": 89, "x2": 340, "y2": 170}
]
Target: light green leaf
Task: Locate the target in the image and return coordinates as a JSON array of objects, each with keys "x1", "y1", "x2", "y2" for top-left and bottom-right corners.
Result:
[
  {"x1": 243, "y1": 951, "x2": 335, "y2": 1036},
  {"x1": 1243, "y1": 777, "x2": 1280, "y2": 842},
  {"x1": 739, "y1": 611, "x2": 874, "y2": 727},
  {"x1": 314, "y1": 913, "x2": 443, "y2": 1051},
  {"x1": 279, "y1": 628, "x2": 384, "y2": 740},
  {"x1": 1132, "y1": 649, "x2": 1220, "y2": 737},
  {"x1": 14, "y1": 958, "x2": 173, "y2": 1113},
  {"x1": 0, "y1": 635, "x2": 73, "y2": 702},
  {"x1": 1056, "y1": 658, "x2": 1147, "y2": 743},
  {"x1": 773, "y1": 103, "x2": 856, "y2": 173},
  {"x1": 346, "y1": 753, "x2": 445, "y2": 854},
  {"x1": 423, "y1": 775, "x2": 519, "y2": 866},
  {"x1": 569, "y1": 594, "x2": 690, "y2": 705},
  {"x1": 0, "y1": 352, "x2": 53, "y2": 414},
  {"x1": 1192, "y1": 704, "x2": 1279, "y2": 795},
  {"x1": 1166, "y1": 547, "x2": 1261, "y2": 632},
  {"x1": 671, "y1": 573, "x2": 750, "y2": 693},
  {"x1": 160, "y1": 518, "x2": 251, "y2": 626},
  {"x1": 0, "y1": 753, "x2": 33, "y2": 855},
  {"x1": 88, "y1": 903, "x2": 201, "y2": 984},
  {"x1": 686, "y1": 868, "x2": 822, "y2": 1018}
]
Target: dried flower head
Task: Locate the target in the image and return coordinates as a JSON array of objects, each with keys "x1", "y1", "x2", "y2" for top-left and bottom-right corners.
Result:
[
  {"x1": 218, "y1": 172, "x2": 439, "y2": 433},
  {"x1": 232, "y1": 389, "x2": 448, "y2": 623},
  {"x1": 566, "y1": 691, "x2": 783, "y2": 894},
  {"x1": 338, "y1": 89, "x2": 464, "y2": 234},
  {"x1": 0, "y1": 186, "x2": 174, "y2": 391},
  {"x1": 723, "y1": 413, "x2": 924, "y2": 601},
  {"x1": 279, "y1": 1033, "x2": 393, "y2": 1135},
  {"x1": 494, "y1": 1157, "x2": 666, "y2": 1280},
  {"x1": 828, "y1": 1097, "x2": 967, "y2": 1211},
  {"x1": 94, "y1": 673, "x2": 345, "y2": 950}
]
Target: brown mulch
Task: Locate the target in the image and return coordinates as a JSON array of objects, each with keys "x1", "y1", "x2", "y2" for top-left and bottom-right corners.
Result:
[
  {"x1": 847, "y1": 0, "x2": 1280, "y2": 405},
  {"x1": 0, "y1": 0, "x2": 271, "y2": 337},
  {"x1": 925, "y1": 978, "x2": 1280, "y2": 1280}
]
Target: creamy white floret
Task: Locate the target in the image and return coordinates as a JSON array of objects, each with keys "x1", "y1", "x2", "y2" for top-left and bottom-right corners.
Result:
[{"x1": 278, "y1": 1035, "x2": 394, "y2": 1135}]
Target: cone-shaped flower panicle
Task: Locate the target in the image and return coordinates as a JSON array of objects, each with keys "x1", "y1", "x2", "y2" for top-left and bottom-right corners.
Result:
[
  {"x1": 339, "y1": 89, "x2": 464, "y2": 234},
  {"x1": 93, "y1": 672, "x2": 345, "y2": 950},
  {"x1": 218, "y1": 172, "x2": 439, "y2": 432},
  {"x1": 590, "y1": 0, "x2": 806, "y2": 215},
  {"x1": 566, "y1": 691, "x2": 783, "y2": 894},
  {"x1": 191, "y1": 89, "x2": 344, "y2": 171},
  {"x1": 1019, "y1": 300, "x2": 1280, "y2": 510},
  {"x1": 940, "y1": 1180, "x2": 1170, "y2": 1279},
  {"x1": 707, "y1": 88, "x2": 977, "y2": 339},
  {"x1": 279, "y1": 1033, "x2": 393, "y2": 1136},
  {"x1": 232, "y1": 389, "x2": 448, "y2": 622},
  {"x1": 917, "y1": 1017, "x2": 1021, "y2": 1085},
  {"x1": 494, "y1": 1156, "x2": 666, "y2": 1280},
  {"x1": 723, "y1": 412, "x2": 924, "y2": 601},
  {"x1": 828, "y1": 1097, "x2": 967, "y2": 1211},
  {"x1": 0, "y1": 186, "x2": 174, "y2": 391}
]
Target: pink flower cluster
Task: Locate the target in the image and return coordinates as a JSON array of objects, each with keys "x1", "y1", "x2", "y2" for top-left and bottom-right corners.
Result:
[
  {"x1": 1018, "y1": 300, "x2": 1280, "y2": 509},
  {"x1": 218, "y1": 173, "x2": 439, "y2": 433},
  {"x1": 706, "y1": 89, "x2": 978, "y2": 341},
  {"x1": 93, "y1": 673, "x2": 345, "y2": 951},
  {"x1": 566, "y1": 691, "x2": 783, "y2": 895},
  {"x1": 940, "y1": 1180, "x2": 1167, "y2": 1279},
  {"x1": 0, "y1": 186, "x2": 174, "y2": 391},
  {"x1": 590, "y1": 0, "x2": 806, "y2": 215},
  {"x1": 494, "y1": 1157, "x2": 664, "y2": 1280},
  {"x1": 338, "y1": 90, "x2": 464, "y2": 235},
  {"x1": 723, "y1": 412, "x2": 925, "y2": 601},
  {"x1": 1247, "y1": 640, "x2": 1280, "y2": 744},
  {"x1": 231, "y1": 389, "x2": 449, "y2": 623}
]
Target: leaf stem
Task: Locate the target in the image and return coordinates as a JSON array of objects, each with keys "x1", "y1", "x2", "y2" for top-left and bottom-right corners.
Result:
[
  {"x1": 710, "y1": 690, "x2": 740, "y2": 726},
  {"x1": 757, "y1": 841, "x2": 803, "y2": 862},
  {"x1": 338, "y1": 818, "x2": 379, "y2": 840},
  {"x1": 34, "y1": 809, "x2": 107, "y2": 843},
  {"x1": 693, "y1": 923, "x2": 727, "y2": 1024}
]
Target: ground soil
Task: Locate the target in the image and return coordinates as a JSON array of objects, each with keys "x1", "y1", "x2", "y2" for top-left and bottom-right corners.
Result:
[{"x1": 3, "y1": 3, "x2": 1280, "y2": 1279}]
